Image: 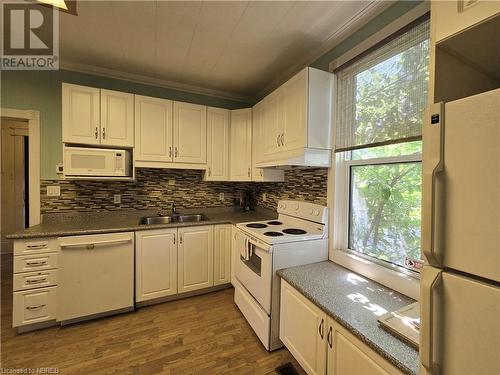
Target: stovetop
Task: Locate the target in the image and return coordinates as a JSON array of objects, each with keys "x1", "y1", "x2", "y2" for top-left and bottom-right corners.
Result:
[{"x1": 236, "y1": 218, "x2": 326, "y2": 245}]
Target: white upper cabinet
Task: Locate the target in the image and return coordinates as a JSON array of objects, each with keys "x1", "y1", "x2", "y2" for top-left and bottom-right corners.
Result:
[
  {"x1": 204, "y1": 107, "x2": 230, "y2": 181},
  {"x1": 258, "y1": 67, "x2": 333, "y2": 168},
  {"x1": 134, "y1": 95, "x2": 173, "y2": 163},
  {"x1": 62, "y1": 83, "x2": 100, "y2": 145},
  {"x1": 173, "y1": 102, "x2": 207, "y2": 164},
  {"x1": 252, "y1": 101, "x2": 284, "y2": 182},
  {"x1": 230, "y1": 108, "x2": 252, "y2": 181},
  {"x1": 62, "y1": 83, "x2": 134, "y2": 147},
  {"x1": 178, "y1": 225, "x2": 214, "y2": 293},
  {"x1": 100, "y1": 89, "x2": 134, "y2": 147},
  {"x1": 432, "y1": 1, "x2": 500, "y2": 43}
]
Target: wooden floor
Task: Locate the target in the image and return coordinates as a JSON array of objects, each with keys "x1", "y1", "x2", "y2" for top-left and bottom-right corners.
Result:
[{"x1": 0, "y1": 254, "x2": 304, "y2": 374}]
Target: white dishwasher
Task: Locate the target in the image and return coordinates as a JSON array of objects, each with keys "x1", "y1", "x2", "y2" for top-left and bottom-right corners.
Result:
[{"x1": 57, "y1": 232, "x2": 134, "y2": 322}]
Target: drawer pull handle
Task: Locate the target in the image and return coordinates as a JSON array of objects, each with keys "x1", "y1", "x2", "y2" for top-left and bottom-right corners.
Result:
[
  {"x1": 26, "y1": 277, "x2": 47, "y2": 284},
  {"x1": 26, "y1": 244, "x2": 47, "y2": 249},
  {"x1": 26, "y1": 260, "x2": 47, "y2": 266},
  {"x1": 26, "y1": 304, "x2": 46, "y2": 310}
]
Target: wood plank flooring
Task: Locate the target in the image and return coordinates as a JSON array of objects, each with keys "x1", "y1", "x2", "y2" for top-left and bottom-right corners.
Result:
[{"x1": 0, "y1": 254, "x2": 304, "y2": 375}]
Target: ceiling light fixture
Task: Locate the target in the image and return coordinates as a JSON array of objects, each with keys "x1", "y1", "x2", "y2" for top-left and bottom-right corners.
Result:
[{"x1": 34, "y1": 0, "x2": 78, "y2": 16}]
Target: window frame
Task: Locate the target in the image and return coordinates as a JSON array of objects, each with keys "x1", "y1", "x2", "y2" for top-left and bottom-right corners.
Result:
[{"x1": 340, "y1": 149, "x2": 422, "y2": 275}]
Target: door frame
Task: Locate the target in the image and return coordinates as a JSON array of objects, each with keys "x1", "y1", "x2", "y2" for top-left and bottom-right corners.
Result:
[{"x1": 1, "y1": 108, "x2": 41, "y2": 227}]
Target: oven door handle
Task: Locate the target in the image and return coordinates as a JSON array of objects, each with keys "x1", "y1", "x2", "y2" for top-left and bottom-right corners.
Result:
[
  {"x1": 244, "y1": 237, "x2": 250, "y2": 261},
  {"x1": 247, "y1": 236, "x2": 271, "y2": 252}
]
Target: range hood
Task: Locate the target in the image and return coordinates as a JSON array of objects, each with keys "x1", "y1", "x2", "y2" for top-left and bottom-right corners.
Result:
[{"x1": 255, "y1": 148, "x2": 331, "y2": 169}]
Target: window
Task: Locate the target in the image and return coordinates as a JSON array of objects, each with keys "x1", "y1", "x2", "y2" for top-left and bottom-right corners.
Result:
[{"x1": 333, "y1": 19, "x2": 429, "y2": 275}]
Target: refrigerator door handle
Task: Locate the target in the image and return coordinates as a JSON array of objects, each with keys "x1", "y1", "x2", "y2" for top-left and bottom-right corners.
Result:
[
  {"x1": 420, "y1": 266, "x2": 442, "y2": 374},
  {"x1": 422, "y1": 103, "x2": 445, "y2": 265}
]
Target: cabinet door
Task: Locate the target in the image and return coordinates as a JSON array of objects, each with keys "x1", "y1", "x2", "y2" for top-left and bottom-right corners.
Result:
[
  {"x1": 327, "y1": 319, "x2": 399, "y2": 375},
  {"x1": 206, "y1": 107, "x2": 230, "y2": 181},
  {"x1": 282, "y1": 68, "x2": 307, "y2": 152},
  {"x1": 252, "y1": 101, "x2": 284, "y2": 182},
  {"x1": 280, "y1": 280, "x2": 327, "y2": 375},
  {"x1": 433, "y1": 1, "x2": 500, "y2": 43},
  {"x1": 62, "y1": 83, "x2": 100, "y2": 145},
  {"x1": 229, "y1": 108, "x2": 252, "y2": 181},
  {"x1": 263, "y1": 90, "x2": 283, "y2": 158},
  {"x1": 178, "y1": 226, "x2": 214, "y2": 293},
  {"x1": 100, "y1": 89, "x2": 134, "y2": 147},
  {"x1": 213, "y1": 224, "x2": 231, "y2": 286},
  {"x1": 135, "y1": 229, "x2": 177, "y2": 302},
  {"x1": 173, "y1": 102, "x2": 207, "y2": 164},
  {"x1": 134, "y1": 95, "x2": 173, "y2": 162}
]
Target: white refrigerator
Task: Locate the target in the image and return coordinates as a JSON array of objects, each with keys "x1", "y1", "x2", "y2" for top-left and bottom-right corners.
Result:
[{"x1": 420, "y1": 88, "x2": 500, "y2": 375}]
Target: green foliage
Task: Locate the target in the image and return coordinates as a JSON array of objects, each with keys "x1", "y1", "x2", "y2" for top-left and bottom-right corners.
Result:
[{"x1": 347, "y1": 37, "x2": 429, "y2": 269}]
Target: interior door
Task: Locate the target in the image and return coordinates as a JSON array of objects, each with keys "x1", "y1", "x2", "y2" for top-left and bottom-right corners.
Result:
[
  {"x1": 173, "y1": 102, "x2": 207, "y2": 164},
  {"x1": 62, "y1": 83, "x2": 100, "y2": 145},
  {"x1": 178, "y1": 225, "x2": 213, "y2": 293},
  {"x1": 206, "y1": 107, "x2": 229, "y2": 180},
  {"x1": 229, "y1": 108, "x2": 252, "y2": 181},
  {"x1": 424, "y1": 89, "x2": 499, "y2": 281},
  {"x1": 420, "y1": 266, "x2": 500, "y2": 375},
  {"x1": 100, "y1": 89, "x2": 134, "y2": 147},
  {"x1": 134, "y1": 95, "x2": 173, "y2": 162}
]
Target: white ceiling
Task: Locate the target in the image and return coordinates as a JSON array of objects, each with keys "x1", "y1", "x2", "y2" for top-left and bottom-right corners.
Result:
[{"x1": 60, "y1": 1, "x2": 390, "y2": 102}]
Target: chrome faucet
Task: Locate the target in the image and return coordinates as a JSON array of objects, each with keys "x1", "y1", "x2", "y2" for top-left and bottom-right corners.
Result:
[{"x1": 171, "y1": 202, "x2": 177, "y2": 215}]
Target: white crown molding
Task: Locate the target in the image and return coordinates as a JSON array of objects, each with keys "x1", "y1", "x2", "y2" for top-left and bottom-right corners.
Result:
[
  {"x1": 59, "y1": 60, "x2": 255, "y2": 104},
  {"x1": 255, "y1": 0, "x2": 396, "y2": 100}
]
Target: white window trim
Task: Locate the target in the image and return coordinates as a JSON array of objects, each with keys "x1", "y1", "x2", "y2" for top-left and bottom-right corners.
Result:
[{"x1": 329, "y1": 149, "x2": 421, "y2": 300}]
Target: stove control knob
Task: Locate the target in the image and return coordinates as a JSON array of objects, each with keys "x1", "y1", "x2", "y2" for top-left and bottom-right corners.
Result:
[
  {"x1": 309, "y1": 209, "x2": 314, "y2": 215},
  {"x1": 282, "y1": 203, "x2": 287, "y2": 209},
  {"x1": 295, "y1": 203, "x2": 299, "y2": 210},
  {"x1": 314, "y1": 209, "x2": 320, "y2": 216}
]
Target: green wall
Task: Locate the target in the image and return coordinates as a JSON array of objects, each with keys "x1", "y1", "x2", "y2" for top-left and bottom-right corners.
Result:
[
  {"x1": 0, "y1": 70, "x2": 251, "y2": 179},
  {"x1": 311, "y1": 1, "x2": 423, "y2": 71},
  {"x1": 0, "y1": 1, "x2": 423, "y2": 180}
]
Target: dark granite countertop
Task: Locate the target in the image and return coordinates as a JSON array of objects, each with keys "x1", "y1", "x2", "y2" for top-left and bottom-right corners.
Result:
[
  {"x1": 7, "y1": 207, "x2": 276, "y2": 239},
  {"x1": 277, "y1": 261, "x2": 419, "y2": 375}
]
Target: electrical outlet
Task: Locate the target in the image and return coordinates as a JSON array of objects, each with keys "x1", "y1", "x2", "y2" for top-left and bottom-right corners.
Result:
[
  {"x1": 114, "y1": 194, "x2": 121, "y2": 204},
  {"x1": 219, "y1": 192, "x2": 224, "y2": 201},
  {"x1": 262, "y1": 193, "x2": 267, "y2": 202},
  {"x1": 168, "y1": 179, "x2": 175, "y2": 186},
  {"x1": 47, "y1": 185, "x2": 60, "y2": 197}
]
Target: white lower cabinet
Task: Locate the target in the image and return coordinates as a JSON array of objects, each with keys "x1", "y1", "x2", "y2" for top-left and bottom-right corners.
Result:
[
  {"x1": 13, "y1": 286, "x2": 57, "y2": 327},
  {"x1": 135, "y1": 229, "x2": 177, "y2": 302},
  {"x1": 280, "y1": 280, "x2": 402, "y2": 375},
  {"x1": 178, "y1": 225, "x2": 214, "y2": 293},
  {"x1": 213, "y1": 224, "x2": 231, "y2": 286},
  {"x1": 280, "y1": 280, "x2": 327, "y2": 375}
]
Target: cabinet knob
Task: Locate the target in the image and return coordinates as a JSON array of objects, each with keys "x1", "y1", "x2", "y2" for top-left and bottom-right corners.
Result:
[
  {"x1": 95, "y1": 127, "x2": 99, "y2": 139},
  {"x1": 208, "y1": 167, "x2": 211, "y2": 176},
  {"x1": 169, "y1": 147, "x2": 172, "y2": 158},
  {"x1": 102, "y1": 127, "x2": 106, "y2": 139},
  {"x1": 175, "y1": 147, "x2": 178, "y2": 157}
]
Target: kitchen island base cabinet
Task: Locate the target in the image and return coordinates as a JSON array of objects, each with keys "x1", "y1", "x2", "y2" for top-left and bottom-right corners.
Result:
[
  {"x1": 280, "y1": 280, "x2": 402, "y2": 375},
  {"x1": 135, "y1": 229, "x2": 177, "y2": 302},
  {"x1": 178, "y1": 226, "x2": 214, "y2": 293}
]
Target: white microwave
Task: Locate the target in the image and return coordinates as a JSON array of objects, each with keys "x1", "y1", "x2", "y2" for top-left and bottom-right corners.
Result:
[{"x1": 63, "y1": 146, "x2": 131, "y2": 177}]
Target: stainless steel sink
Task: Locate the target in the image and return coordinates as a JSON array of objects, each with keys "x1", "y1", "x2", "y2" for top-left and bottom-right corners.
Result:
[
  {"x1": 139, "y1": 216, "x2": 173, "y2": 225},
  {"x1": 139, "y1": 213, "x2": 208, "y2": 225},
  {"x1": 175, "y1": 214, "x2": 208, "y2": 222}
]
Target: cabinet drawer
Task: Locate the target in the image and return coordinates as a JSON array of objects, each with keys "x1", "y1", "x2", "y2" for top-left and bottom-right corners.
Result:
[
  {"x1": 14, "y1": 253, "x2": 58, "y2": 273},
  {"x1": 13, "y1": 286, "x2": 57, "y2": 327},
  {"x1": 14, "y1": 238, "x2": 58, "y2": 256},
  {"x1": 13, "y1": 270, "x2": 58, "y2": 291}
]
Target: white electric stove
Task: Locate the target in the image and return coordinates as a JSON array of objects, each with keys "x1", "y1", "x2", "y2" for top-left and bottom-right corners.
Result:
[{"x1": 233, "y1": 200, "x2": 329, "y2": 351}]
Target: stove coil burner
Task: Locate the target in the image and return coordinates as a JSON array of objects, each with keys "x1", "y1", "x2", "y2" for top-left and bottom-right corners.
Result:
[
  {"x1": 263, "y1": 231, "x2": 284, "y2": 237},
  {"x1": 282, "y1": 228, "x2": 307, "y2": 235},
  {"x1": 246, "y1": 223, "x2": 268, "y2": 229},
  {"x1": 267, "y1": 221, "x2": 282, "y2": 225}
]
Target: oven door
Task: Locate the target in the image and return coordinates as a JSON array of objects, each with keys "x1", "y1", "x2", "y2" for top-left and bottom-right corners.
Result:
[{"x1": 234, "y1": 230, "x2": 272, "y2": 314}]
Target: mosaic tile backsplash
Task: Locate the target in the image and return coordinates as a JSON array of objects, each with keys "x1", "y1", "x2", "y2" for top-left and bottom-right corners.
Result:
[{"x1": 40, "y1": 168, "x2": 328, "y2": 214}]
